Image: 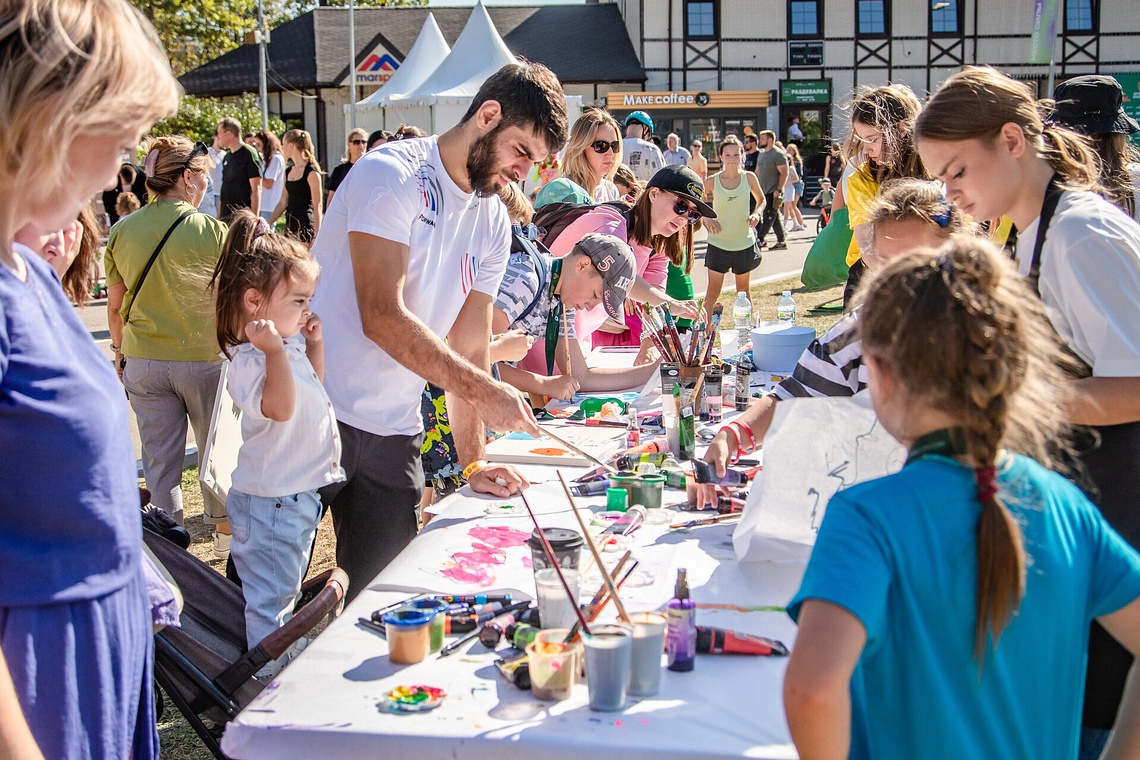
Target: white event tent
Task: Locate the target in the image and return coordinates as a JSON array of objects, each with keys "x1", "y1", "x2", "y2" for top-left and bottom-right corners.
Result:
[{"x1": 348, "y1": 1, "x2": 581, "y2": 137}]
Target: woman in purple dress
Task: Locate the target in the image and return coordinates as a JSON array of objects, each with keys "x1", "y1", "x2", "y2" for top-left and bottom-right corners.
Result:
[{"x1": 0, "y1": 1, "x2": 181, "y2": 757}]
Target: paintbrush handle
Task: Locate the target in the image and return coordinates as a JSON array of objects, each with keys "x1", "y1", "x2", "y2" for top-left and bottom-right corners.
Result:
[{"x1": 558, "y1": 471, "x2": 632, "y2": 625}]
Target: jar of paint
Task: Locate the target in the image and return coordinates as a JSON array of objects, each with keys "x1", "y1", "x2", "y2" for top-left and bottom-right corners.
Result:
[
  {"x1": 381, "y1": 608, "x2": 434, "y2": 664},
  {"x1": 405, "y1": 599, "x2": 449, "y2": 653},
  {"x1": 609, "y1": 472, "x2": 665, "y2": 509},
  {"x1": 526, "y1": 527, "x2": 584, "y2": 572}
]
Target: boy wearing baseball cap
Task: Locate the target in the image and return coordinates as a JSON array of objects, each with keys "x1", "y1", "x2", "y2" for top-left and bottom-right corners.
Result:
[{"x1": 493, "y1": 231, "x2": 660, "y2": 398}]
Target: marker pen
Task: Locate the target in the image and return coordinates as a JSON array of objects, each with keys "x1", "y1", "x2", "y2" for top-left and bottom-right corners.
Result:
[
  {"x1": 433, "y1": 594, "x2": 513, "y2": 605},
  {"x1": 695, "y1": 627, "x2": 788, "y2": 657}
]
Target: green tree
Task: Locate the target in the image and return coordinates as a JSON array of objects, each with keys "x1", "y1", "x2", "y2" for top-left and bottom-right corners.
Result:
[
  {"x1": 149, "y1": 94, "x2": 287, "y2": 144},
  {"x1": 132, "y1": 0, "x2": 426, "y2": 77}
]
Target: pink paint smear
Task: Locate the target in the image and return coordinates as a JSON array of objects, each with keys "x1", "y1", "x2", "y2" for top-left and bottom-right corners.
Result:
[{"x1": 439, "y1": 526, "x2": 531, "y2": 586}]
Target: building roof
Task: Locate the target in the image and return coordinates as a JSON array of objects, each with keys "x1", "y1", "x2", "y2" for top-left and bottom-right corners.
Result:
[{"x1": 179, "y1": 5, "x2": 646, "y2": 97}]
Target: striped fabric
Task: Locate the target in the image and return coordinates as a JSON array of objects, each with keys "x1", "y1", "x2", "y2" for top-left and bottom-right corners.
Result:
[{"x1": 772, "y1": 310, "x2": 867, "y2": 400}]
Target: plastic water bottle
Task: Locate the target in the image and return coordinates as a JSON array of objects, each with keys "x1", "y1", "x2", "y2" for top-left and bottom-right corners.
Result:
[
  {"x1": 777, "y1": 291, "x2": 797, "y2": 324},
  {"x1": 733, "y1": 291, "x2": 752, "y2": 348}
]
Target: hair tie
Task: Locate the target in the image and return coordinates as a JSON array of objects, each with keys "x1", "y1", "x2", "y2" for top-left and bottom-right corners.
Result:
[
  {"x1": 253, "y1": 217, "x2": 272, "y2": 239},
  {"x1": 975, "y1": 465, "x2": 999, "y2": 503},
  {"x1": 931, "y1": 203, "x2": 952, "y2": 228},
  {"x1": 143, "y1": 148, "x2": 159, "y2": 178}
]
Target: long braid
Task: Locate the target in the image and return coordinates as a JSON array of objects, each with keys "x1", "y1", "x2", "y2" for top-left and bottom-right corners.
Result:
[{"x1": 944, "y1": 244, "x2": 1027, "y2": 662}]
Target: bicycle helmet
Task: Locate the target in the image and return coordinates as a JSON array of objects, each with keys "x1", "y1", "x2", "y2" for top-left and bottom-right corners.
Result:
[{"x1": 625, "y1": 111, "x2": 654, "y2": 133}]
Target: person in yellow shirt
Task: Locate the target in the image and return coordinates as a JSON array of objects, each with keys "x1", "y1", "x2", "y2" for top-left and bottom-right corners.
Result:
[{"x1": 841, "y1": 83, "x2": 928, "y2": 308}]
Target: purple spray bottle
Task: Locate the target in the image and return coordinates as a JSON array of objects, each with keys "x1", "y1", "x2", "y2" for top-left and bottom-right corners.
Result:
[{"x1": 666, "y1": 568, "x2": 696, "y2": 672}]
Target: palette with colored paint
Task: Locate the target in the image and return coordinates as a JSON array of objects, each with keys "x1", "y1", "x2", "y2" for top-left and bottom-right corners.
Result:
[
  {"x1": 484, "y1": 503, "x2": 527, "y2": 517},
  {"x1": 383, "y1": 685, "x2": 447, "y2": 713}
]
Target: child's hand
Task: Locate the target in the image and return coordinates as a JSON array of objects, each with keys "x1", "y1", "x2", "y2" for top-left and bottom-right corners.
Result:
[
  {"x1": 245, "y1": 319, "x2": 284, "y2": 353},
  {"x1": 301, "y1": 313, "x2": 323, "y2": 343},
  {"x1": 491, "y1": 329, "x2": 533, "y2": 362},
  {"x1": 542, "y1": 373, "x2": 581, "y2": 401}
]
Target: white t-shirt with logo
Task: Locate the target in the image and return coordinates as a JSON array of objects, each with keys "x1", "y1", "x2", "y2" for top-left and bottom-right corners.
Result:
[
  {"x1": 260, "y1": 152, "x2": 287, "y2": 217},
  {"x1": 310, "y1": 136, "x2": 511, "y2": 437},
  {"x1": 622, "y1": 138, "x2": 665, "y2": 183}
]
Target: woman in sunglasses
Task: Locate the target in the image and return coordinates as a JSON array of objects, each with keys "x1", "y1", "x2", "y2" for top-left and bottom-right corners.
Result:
[
  {"x1": 326, "y1": 127, "x2": 368, "y2": 209},
  {"x1": 518, "y1": 164, "x2": 709, "y2": 375},
  {"x1": 105, "y1": 135, "x2": 229, "y2": 527},
  {"x1": 556, "y1": 107, "x2": 625, "y2": 203}
]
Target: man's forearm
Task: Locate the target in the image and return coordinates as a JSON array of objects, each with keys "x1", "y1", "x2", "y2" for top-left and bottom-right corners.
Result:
[{"x1": 362, "y1": 306, "x2": 491, "y2": 402}]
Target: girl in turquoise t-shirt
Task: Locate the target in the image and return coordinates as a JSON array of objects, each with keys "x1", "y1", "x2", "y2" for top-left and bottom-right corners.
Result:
[{"x1": 784, "y1": 238, "x2": 1140, "y2": 760}]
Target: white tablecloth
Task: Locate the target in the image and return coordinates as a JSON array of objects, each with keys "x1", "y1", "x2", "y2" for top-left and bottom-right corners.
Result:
[{"x1": 222, "y1": 361, "x2": 803, "y2": 759}]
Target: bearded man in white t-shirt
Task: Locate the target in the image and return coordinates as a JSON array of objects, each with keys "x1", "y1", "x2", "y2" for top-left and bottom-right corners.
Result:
[{"x1": 311, "y1": 62, "x2": 569, "y2": 599}]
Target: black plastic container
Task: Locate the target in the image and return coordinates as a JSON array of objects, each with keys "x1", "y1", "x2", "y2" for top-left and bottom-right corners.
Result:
[{"x1": 526, "y1": 527, "x2": 584, "y2": 572}]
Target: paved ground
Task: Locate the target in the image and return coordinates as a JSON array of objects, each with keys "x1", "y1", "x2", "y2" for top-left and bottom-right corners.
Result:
[{"x1": 81, "y1": 208, "x2": 822, "y2": 460}]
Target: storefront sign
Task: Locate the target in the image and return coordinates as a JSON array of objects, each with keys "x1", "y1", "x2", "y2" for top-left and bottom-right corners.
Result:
[
  {"x1": 789, "y1": 41, "x2": 824, "y2": 68},
  {"x1": 1113, "y1": 73, "x2": 1140, "y2": 147},
  {"x1": 344, "y1": 44, "x2": 400, "y2": 86},
  {"x1": 781, "y1": 80, "x2": 831, "y2": 105},
  {"x1": 608, "y1": 90, "x2": 770, "y2": 110}
]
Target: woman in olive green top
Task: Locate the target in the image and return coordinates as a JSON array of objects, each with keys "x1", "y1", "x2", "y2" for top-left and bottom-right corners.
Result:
[{"x1": 105, "y1": 135, "x2": 228, "y2": 525}]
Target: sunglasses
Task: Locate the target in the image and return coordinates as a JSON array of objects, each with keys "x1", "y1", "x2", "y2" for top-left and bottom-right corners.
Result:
[
  {"x1": 182, "y1": 141, "x2": 208, "y2": 173},
  {"x1": 350, "y1": 139, "x2": 367, "y2": 146},
  {"x1": 671, "y1": 195, "x2": 702, "y2": 225},
  {"x1": 591, "y1": 140, "x2": 621, "y2": 154}
]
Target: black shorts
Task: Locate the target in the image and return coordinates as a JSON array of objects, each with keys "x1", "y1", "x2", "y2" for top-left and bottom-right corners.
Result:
[{"x1": 705, "y1": 242, "x2": 762, "y2": 275}]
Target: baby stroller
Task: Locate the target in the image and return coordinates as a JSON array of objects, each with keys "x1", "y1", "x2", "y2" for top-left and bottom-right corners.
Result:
[{"x1": 143, "y1": 528, "x2": 348, "y2": 759}]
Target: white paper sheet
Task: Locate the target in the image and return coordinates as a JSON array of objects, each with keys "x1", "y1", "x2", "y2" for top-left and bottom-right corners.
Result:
[{"x1": 733, "y1": 394, "x2": 906, "y2": 563}]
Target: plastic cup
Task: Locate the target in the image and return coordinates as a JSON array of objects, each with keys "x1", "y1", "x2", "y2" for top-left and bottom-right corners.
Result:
[
  {"x1": 628, "y1": 612, "x2": 668, "y2": 696},
  {"x1": 527, "y1": 629, "x2": 582, "y2": 701},
  {"x1": 719, "y1": 329, "x2": 740, "y2": 358},
  {"x1": 534, "y1": 567, "x2": 580, "y2": 630},
  {"x1": 380, "y1": 608, "x2": 433, "y2": 664},
  {"x1": 582, "y1": 623, "x2": 633, "y2": 711},
  {"x1": 405, "y1": 599, "x2": 449, "y2": 653}
]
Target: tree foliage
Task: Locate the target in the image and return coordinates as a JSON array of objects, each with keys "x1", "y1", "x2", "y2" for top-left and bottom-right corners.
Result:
[
  {"x1": 149, "y1": 94, "x2": 288, "y2": 144},
  {"x1": 131, "y1": 0, "x2": 426, "y2": 77}
]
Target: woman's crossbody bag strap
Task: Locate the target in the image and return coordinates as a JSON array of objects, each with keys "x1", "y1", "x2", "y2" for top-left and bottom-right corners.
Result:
[{"x1": 122, "y1": 208, "x2": 197, "y2": 326}]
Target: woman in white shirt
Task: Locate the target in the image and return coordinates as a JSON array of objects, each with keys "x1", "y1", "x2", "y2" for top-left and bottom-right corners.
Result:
[{"x1": 251, "y1": 129, "x2": 285, "y2": 221}]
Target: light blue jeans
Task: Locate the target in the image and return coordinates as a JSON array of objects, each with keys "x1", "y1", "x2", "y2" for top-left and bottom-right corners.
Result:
[{"x1": 226, "y1": 488, "x2": 322, "y2": 650}]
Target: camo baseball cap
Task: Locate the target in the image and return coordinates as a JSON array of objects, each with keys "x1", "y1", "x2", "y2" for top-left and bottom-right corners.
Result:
[{"x1": 574, "y1": 233, "x2": 636, "y2": 321}]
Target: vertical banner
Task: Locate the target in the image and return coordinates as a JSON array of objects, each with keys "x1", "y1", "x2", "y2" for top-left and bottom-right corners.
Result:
[{"x1": 1029, "y1": 0, "x2": 1060, "y2": 65}]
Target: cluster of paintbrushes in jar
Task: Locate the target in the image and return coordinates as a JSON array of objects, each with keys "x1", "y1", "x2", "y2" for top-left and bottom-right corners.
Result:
[{"x1": 639, "y1": 302, "x2": 722, "y2": 368}]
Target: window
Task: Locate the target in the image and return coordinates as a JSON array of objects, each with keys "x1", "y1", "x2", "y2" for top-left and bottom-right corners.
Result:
[
  {"x1": 857, "y1": 0, "x2": 888, "y2": 36},
  {"x1": 930, "y1": 0, "x2": 960, "y2": 35},
  {"x1": 1065, "y1": 0, "x2": 1095, "y2": 32},
  {"x1": 686, "y1": 0, "x2": 716, "y2": 39},
  {"x1": 789, "y1": 0, "x2": 821, "y2": 38}
]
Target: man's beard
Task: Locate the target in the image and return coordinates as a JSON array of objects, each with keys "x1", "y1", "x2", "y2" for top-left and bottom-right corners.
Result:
[{"x1": 466, "y1": 125, "x2": 506, "y2": 198}]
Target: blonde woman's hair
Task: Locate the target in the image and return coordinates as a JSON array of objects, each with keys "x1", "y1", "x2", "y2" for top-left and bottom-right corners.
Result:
[
  {"x1": 857, "y1": 237, "x2": 1073, "y2": 665},
  {"x1": 841, "y1": 83, "x2": 927, "y2": 184},
  {"x1": 915, "y1": 67, "x2": 1098, "y2": 191},
  {"x1": 142, "y1": 134, "x2": 213, "y2": 200},
  {"x1": 865, "y1": 178, "x2": 974, "y2": 252},
  {"x1": 498, "y1": 182, "x2": 534, "y2": 225},
  {"x1": 0, "y1": 0, "x2": 180, "y2": 208},
  {"x1": 561, "y1": 107, "x2": 623, "y2": 192},
  {"x1": 283, "y1": 128, "x2": 321, "y2": 173},
  {"x1": 209, "y1": 209, "x2": 319, "y2": 358},
  {"x1": 343, "y1": 127, "x2": 367, "y2": 162}
]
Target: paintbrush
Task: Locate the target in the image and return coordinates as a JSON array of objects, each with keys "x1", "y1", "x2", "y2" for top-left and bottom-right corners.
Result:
[
  {"x1": 557, "y1": 470, "x2": 632, "y2": 625},
  {"x1": 639, "y1": 303, "x2": 673, "y2": 361},
  {"x1": 561, "y1": 306, "x2": 573, "y2": 378},
  {"x1": 565, "y1": 557, "x2": 639, "y2": 643},
  {"x1": 670, "y1": 512, "x2": 744, "y2": 529},
  {"x1": 538, "y1": 425, "x2": 617, "y2": 473},
  {"x1": 518, "y1": 489, "x2": 592, "y2": 636},
  {"x1": 581, "y1": 551, "x2": 632, "y2": 613}
]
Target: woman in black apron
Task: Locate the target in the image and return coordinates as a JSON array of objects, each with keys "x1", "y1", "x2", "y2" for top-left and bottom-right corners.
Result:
[{"x1": 917, "y1": 66, "x2": 1140, "y2": 759}]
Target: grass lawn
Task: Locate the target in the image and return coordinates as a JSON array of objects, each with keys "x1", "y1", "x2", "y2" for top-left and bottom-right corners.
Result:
[{"x1": 156, "y1": 273, "x2": 847, "y2": 757}]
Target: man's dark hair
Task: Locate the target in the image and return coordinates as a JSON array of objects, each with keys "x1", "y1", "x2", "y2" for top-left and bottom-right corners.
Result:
[{"x1": 461, "y1": 59, "x2": 569, "y2": 154}]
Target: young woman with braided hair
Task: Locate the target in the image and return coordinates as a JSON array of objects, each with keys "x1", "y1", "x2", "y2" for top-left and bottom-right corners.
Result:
[
  {"x1": 916, "y1": 66, "x2": 1140, "y2": 757},
  {"x1": 783, "y1": 238, "x2": 1140, "y2": 760}
]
